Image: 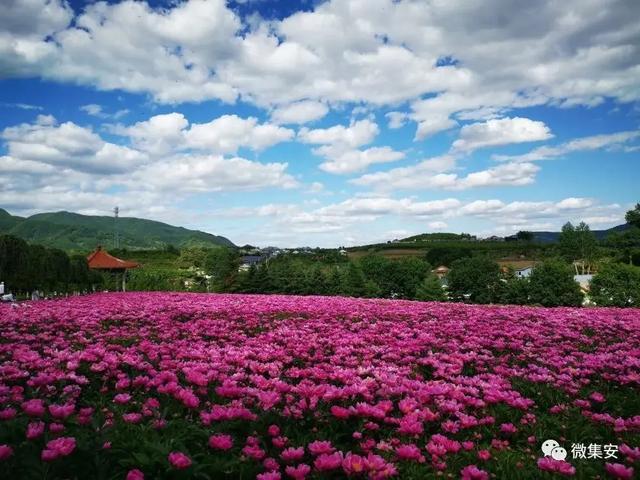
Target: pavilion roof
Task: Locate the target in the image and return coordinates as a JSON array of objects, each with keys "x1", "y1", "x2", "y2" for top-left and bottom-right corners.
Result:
[{"x1": 87, "y1": 246, "x2": 139, "y2": 270}]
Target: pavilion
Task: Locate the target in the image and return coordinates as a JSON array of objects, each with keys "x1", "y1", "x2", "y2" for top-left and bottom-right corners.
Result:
[{"x1": 87, "y1": 246, "x2": 139, "y2": 291}]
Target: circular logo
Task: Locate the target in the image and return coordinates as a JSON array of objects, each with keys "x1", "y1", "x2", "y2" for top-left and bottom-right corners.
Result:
[{"x1": 541, "y1": 439, "x2": 560, "y2": 456}]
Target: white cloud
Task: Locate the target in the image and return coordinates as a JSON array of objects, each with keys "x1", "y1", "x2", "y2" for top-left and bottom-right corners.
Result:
[
  {"x1": 1, "y1": 116, "x2": 147, "y2": 174},
  {"x1": 352, "y1": 154, "x2": 538, "y2": 190},
  {"x1": 385, "y1": 112, "x2": 408, "y2": 129},
  {"x1": 451, "y1": 117, "x2": 553, "y2": 153},
  {"x1": 271, "y1": 101, "x2": 328, "y2": 125},
  {"x1": 494, "y1": 130, "x2": 640, "y2": 162},
  {"x1": 298, "y1": 119, "x2": 379, "y2": 149},
  {"x1": 318, "y1": 146, "x2": 405, "y2": 174},
  {"x1": 428, "y1": 221, "x2": 448, "y2": 230},
  {"x1": 80, "y1": 103, "x2": 129, "y2": 119}
]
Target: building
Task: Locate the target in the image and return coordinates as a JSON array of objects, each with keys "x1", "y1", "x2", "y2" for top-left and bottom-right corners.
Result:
[
  {"x1": 432, "y1": 265, "x2": 450, "y2": 278},
  {"x1": 498, "y1": 261, "x2": 537, "y2": 278},
  {"x1": 87, "y1": 246, "x2": 139, "y2": 291},
  {"x1": 238, "y1": 255, "x2": 264, "y2": 272}
]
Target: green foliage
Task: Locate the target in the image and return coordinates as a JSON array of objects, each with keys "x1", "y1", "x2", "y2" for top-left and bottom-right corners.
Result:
[
  {"x1": 515, "y1": 230, "x2": 534, "y2": 242},
  {"x1": 448, "y1": 256, "x2": 502, "y2": 304},
  {"x1": 204, "y1": 248, "x2": 239, "y2": 291},
  {"x1": 424, "y1": 246, "x2": 473, "y2": 267},
  {"x1": 0, "y1": 234, "x2": 101, "y2": 295},
  {"x1": 527, "y1": 259, "x2": 583, "y2": 306},
  {"x1": 499, "y1": 278, "x2": 530, "y2": 305},
  {"x1": 359, "y1": 255, "x2": 430, "y2": 298},
  {"x1": 590, "y1": 263, "x2": 640, "y2": 307},
  {"x1": 605, "y1": 226, "x2": 640, "y2": 265},
  {"x1": 558, "y1": 222, "x2": 598, "y2": 269},
  {"x1": 415, "y1": 274, "x2": 445, "y2": 301},
  {"x1": 625, "y1": 202, "x2": 640, "y2": 228}
]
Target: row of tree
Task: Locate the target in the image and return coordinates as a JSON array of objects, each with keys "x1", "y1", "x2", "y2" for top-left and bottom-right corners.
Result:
[{"x1": 0, "y1": 235, "x2": 102, "y2": 295}]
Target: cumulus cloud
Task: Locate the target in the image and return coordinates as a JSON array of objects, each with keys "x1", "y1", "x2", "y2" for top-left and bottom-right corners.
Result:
[
  {"x1": 1, "y1": 116, "x2": 147, "y2": 174},
  {"x1": 493, "y1": 130, "x2": 640, "y2": 162},
  {"x1": 451, "y1": 117, "x2": 553, "y2": 153},
  {"x1": 271, "y1": 100, "x2": 328, "y2": 124}
]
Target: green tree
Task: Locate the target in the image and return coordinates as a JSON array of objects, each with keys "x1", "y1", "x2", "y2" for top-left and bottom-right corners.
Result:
[
  {"x1": 204, "y1": 248, "x2": 239, "y2": 291},
  {"x1": 448, "y1": 257, "x2": 502, "y2": 304},
  {"x1": 527, "y1": 259, "x2": 583, "y2": 306},
  {"x1": 558, "y1": 222, "x2": 597, "y2": 273},
  {"x1": 516, "y1": 231, "x2": 534, "y2": 242},
  {"x1": 590, "y1": 263, "x2": 640, "y2": 307},
  {"x1": 499, "y1": 278, "x2": 530, "y2": 305},
  {"x1": 425, "y1": 246, "x2": 473, "y2": 267},
  {"x1": 415, "y1": 274, "x2": 446, "y2": 301},
  {"x1": 605, "y1": 228, "x2": 640, "y2": 265},
  {"x1": 625, "y1": 203, "x2": 640, "y2": 228}
]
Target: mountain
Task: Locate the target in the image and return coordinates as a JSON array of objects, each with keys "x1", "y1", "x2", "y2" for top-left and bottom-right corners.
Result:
[
  {"x1": 527, "y1": 223, "x2": 632, "y2": 243},
  {"x1": 0, "y1": 209, "x2": 235, "y2": 251}
]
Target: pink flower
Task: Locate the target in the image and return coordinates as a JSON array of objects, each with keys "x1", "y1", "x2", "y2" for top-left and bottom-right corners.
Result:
[
  {"x1": 209, "y1": 434, "x2": 233, "y2": 451},
  {"x1": 0, "y1": 445, "x2": 13, "y2": 461},
  {"x1": 285, "y1": 463, "x2": 311, "y2": 480},
  {"x1": 48, "y1": 403, "x2": 75, "y2": 419},
  {"x1": 26, "y1": 421, "x2": 45, "y2": 439},
  {"x1": 314, "y1": 452, "x2": 343, "y2": 471},
  {"x1": 461, "y1": 465, "x2": 489, "y2": 480},
  {"x1": 619, "y1": 444, "x2": 640, "y2": 461},
  {"x1": 168, "y1": 451, "x2": 191, "y2": 469},
  {"x1": 42, "y1": 437, "x2": 76, "y2": 461},
  {"x1": 22, "y1": 399, "x2": 45, "y2": 417},
  {"x1": 499, "y1": 423, "x2": 517, "y2": 434},
  {"x1": 257, "y1": 473, "x2": 281, "y2": 480},
  {"x1": 330, "y1": 405, "x2": 350, "y2": 420},
  {"x1": 342, "y1": 452, "x2": 366, "y2": 475},
  {"x1": 477, "y1": 450, "x2": 491, "y2": 461},
  {"x1": 537, "y1": 457, "x2": 576, "y2": 476},
  {"x1": 263, "y1": 457, "x2": 279, "y2": 471},
  {"x1": 114, "y1": 393, "x2": 132, "y2": 404},
  {"x1": 281, "y1": 447, "x2": 305, "y2": 463},
  {"x1": 395, "y1": 444, "x2": 424, "y2": 462},
  {"x1": 605, "y1": 463, "x2": 634, "y2": 480},
  {"x1": 126, "y1": 469, "x2": 145, "y2": 480},
  {"x1": 589, "y1": 392, "x2": 606, "y2": 403},
  {"x1": 49, "y1": 422, "x2": 65, "y2": 433},
  {"x1": 308, "y1": 440, "x2": 334, "y2": 456},
  {"x1": 268, "y1": 425, "x2": 281, "y2": 437},
  {"x1": 0, "y1": 408, "x2": 16, "y2": 420},
  {"x1": 122, "y1": 413, "x2": 143, "y2": 424}
]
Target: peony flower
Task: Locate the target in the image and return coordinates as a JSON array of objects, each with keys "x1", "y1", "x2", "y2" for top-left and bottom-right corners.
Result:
[
  {"x1": 342, "y1": 453, "x2": 366, "y2": 475},
  {"x1": 280, "y1": 447, "x2": 305, "y2": 463},
  {"x1": 537, "y1": 457, "x2": 576, "y2": 476},
  {"x1": 605, "y1": 463, "x2": 634, "y2": 480},
  {"x1": 0, "y1": 445, "x2": 13, "y2": 461},
  {"x1": 22, "y1": 399, "x2": 45, "y2": 417},
  {"x1": 126, "y1": 469, "x2": 145, "y2": 480},
  {"x1": 41, "y1": 437, "x2": 76, "y2": 461},
  {"x1": 461, "y1": 465, "x2": 489, "y2": 480},
  {"x1": 285, "y1": 463, "x2": 311, "y2": 480},
  {"x1": 26, "y1": 421, "x2": 45, "y2": 440},
  {"x1": 168, "y1": 451, "x2": 191, "y2": 469},
  {"x1": 314, "y1": 452, "x2": 343, "y2": 471},
  {"x1": 209, "y1": 434, "x2": 233, "y2": 451},
  {"x1": 308, "y1": 440, "x2": 335, "y2": 456}
]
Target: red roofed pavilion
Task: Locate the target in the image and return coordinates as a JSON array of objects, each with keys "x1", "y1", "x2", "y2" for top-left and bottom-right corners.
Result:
[{"x1": 87, "y1": 246, "x2": 139, "y2": 291}]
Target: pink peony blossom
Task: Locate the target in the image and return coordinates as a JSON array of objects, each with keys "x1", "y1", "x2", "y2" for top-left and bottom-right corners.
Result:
[
  {"x1": 461, "y1": 465, "x2": 489, "y2": 480},
  {"x1": 168, "y1": 451, "x2": 191, "y2": 469},
  {"x1": 605, "y1": 463, "x2": 634, "y2": 480},
  {"x1": 209, "y1": 434, "x2": 233, "y2": 450},
  {"x1": 126, "y1": 469, "x2": 145, "y2": 480},
  {"x1": 0, "y1": 445, "x2": 13, "y2": 461}
]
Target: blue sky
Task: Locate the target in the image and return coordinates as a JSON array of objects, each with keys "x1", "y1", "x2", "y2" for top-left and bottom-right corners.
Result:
[{"x1": 1, "y1": 0, "x2": 639, "y2": 247}]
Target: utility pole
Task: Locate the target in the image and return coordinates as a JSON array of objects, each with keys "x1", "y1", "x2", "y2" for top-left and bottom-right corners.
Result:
[{"x1": 114, "y1": 206, "x2": 119, "y2": 249}]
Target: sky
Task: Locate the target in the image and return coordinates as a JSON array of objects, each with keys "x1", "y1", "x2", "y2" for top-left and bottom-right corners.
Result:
[{"x1": 0, "y1": 0, "x2": 639, "y2": 247}]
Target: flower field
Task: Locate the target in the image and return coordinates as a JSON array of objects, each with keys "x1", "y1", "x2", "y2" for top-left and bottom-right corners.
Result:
[{"x1": 0, "y1": 293, "x2": 639, "y2": 480}]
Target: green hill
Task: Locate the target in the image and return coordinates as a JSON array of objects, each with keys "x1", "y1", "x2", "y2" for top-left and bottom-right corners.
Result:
[{"x1": 0, "y1": 209, "x2": 234, "y2": 251}]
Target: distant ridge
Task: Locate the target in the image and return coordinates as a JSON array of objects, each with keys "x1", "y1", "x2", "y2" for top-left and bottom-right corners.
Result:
[
  {"x1": 0, "y1": 208, "x2": 235, "y2": 251},
  {"x1": 525, "y1": 223, "x2": 631, "y2": 243}
]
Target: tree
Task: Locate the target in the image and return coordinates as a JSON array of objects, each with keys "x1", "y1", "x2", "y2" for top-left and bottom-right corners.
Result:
[
  {"x1": 625, "y1": 203, "x2": 640, "y2": 228},
  {"x1": 527, "y1": 260, "x2": 583, "y2": 307},
  {"x1": 605, "y1": 228, "x2": 640, "y2": 265},
  {"x1": 558, "y1": 222, "x2": 597, "y2": 273},
  {"x1": 499, "y1": 278, "x2": 530, "y2": 305},
  {"x1": 516, "y1": 231, "x2": 534, "y2": 242},
  {"x1": 425, "y1": 246, "x2": 473, "y2": 267},
  {"x1": 448, "y1": 257, "x2": 502, "y2": 304},
  {"x1": 590, "y1": 263, "x2": 640, "y2": 307},
  {"x1": 415, "y1": 274, "x2": 446, "y2": 301},
  {"x1": 204, "y1": 248, "x2": 239, "y2": 291}
]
